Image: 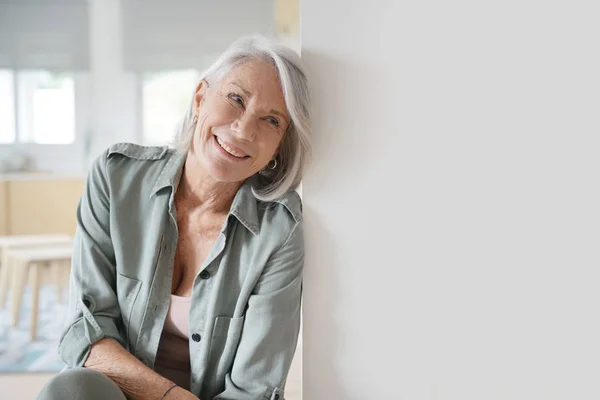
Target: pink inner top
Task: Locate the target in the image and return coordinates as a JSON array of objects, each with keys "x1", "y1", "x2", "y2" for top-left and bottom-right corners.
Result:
[{"x1": 154, "y1": 295, "x2": 192, "y2": 390}]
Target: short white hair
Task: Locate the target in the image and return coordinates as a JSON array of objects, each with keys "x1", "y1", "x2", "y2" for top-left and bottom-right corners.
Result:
[{"x1": 173, "y1": 35, "x2": 312, "y2": 202}]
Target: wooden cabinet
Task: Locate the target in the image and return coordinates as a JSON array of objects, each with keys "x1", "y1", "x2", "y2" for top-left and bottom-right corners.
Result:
[{"x1": 0, "y1": 176, "x2": 84, "y2": 235}]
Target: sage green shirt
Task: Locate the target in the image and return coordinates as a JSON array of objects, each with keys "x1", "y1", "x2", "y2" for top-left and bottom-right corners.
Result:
[{"x1": 58, "y1": 143, "x2": 303, "y2": 400}]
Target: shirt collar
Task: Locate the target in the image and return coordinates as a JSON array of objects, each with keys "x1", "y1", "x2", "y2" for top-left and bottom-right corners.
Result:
[
  {"x1": 151, "y1": 150, "x2": 260, "y2": 236},
  {"x1": 150, "y1": 149, "x2": 186, "y2": 196},
  {"x1": 229, "y1": 178, "x2": 260, "y2": 235}
]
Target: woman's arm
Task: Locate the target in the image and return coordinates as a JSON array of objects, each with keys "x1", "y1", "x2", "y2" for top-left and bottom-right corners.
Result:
[
  {"x1": 213, "y1": 220, "x2": 304, "y2": 400},
  {"x1": 85, "y1": 338, "x2": 198, "y2": 400},
  {"x1": 59, "y1": 151, "x2": 197, "y2": 399}
]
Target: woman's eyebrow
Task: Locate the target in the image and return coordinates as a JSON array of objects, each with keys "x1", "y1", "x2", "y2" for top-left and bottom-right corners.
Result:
[
  {"x1": 269, "y1": 109, "x2": 288, "y2": 120},
  {"x1": 230, "y1": 81, "x2": 289, "y2": 121},
  {"x1": 230, "y1": 82, "x2": 251, "y2": 97}
]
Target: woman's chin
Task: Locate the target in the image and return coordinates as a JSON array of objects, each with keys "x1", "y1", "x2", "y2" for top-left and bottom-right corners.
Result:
[
  {"x1": 204, "y1": 162, "x2": 248, "y2": 184},
  {"x1": 191, "y1": 148, "x2": 254, "y2": 183}
]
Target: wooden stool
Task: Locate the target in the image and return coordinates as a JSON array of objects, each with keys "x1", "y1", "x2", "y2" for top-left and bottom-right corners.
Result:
[
  {"x1": 7, "y1": 245, "x2": 73, "y2": 341},
  {"x1": 0, "y1": 234, "x2": 72, "y2": 308}
]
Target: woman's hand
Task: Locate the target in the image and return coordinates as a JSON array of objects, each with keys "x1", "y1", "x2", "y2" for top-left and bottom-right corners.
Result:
[
  {"x1": 84, "y1": 338, "x2": 200, "y2": 400},
  {"x1": 164, "y1": 386, "x2": 200, "y2": 400}
]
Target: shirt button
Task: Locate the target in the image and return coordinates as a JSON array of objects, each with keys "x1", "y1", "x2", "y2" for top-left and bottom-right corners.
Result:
[
  {"x1": 191, "y1": 333, "x2": 201, "y2": 342},
  {"x1": 199, "y1": 270, "x2": 211, "y2": 280}
]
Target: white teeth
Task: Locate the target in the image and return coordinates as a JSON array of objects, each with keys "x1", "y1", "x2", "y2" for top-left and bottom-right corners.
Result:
[{"x1": 216, "y1": 136, "x2": 246, "y2": 158}]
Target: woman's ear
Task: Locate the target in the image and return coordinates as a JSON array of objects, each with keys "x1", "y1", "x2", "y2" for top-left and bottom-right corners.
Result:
[{"x1": 193, "y1": 80, "x2": 209, "y2": 117}]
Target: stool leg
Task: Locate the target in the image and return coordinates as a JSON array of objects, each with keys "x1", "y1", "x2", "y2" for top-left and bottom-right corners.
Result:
[
  {"x1": 0, "y1": 250, "x2": 11, "y2": 308},
  {"x1": 30, "y1": 264, "x2": 41, "y2": 341},
  {"x1": 62, "y1": 258, "x2": 72, "y2": 301},
  {"x1": 10, "y1": 259, "x2": 27, "y2": 328},
  {"x1": 53, "y1": 261, "x2": 62, "y2": 303}
]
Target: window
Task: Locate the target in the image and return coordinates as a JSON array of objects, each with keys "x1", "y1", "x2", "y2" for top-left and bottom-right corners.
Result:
[
  {"x1": 141, "y1": 70, "x2": 200, "y2": 145},
  {"x1": 0, "y1": 70, "x2": 16, "y2": 144},
  {"x1": 0, "y1": 69, "x2": 76, "y2": 145}
]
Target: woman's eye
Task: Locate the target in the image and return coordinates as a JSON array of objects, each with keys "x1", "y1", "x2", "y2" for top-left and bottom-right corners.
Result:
[
  {"x1": 229, "y1": 93, "x2": 244, "y2": 106},
  {"x1": 266, "y1": 117, "x2": 280, "y2": 127}
]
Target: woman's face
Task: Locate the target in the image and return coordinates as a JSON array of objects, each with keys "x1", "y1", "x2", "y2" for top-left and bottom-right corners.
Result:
[{"x1": 190, "y1": 59, "x2": 290, "y2": 184}]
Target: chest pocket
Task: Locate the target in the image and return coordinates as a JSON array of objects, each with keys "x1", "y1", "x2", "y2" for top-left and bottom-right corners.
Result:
[
  {"x1": 206, "y1": 315, "x2": 246, "y2": 388},
  {"x1": 116, "y1": 272, "x2": 142, "y2": 350}
]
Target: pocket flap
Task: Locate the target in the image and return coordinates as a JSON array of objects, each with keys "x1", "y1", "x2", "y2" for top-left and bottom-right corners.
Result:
[{"x1": 117, "y1": 272, "x2": 141, "y2": 303}]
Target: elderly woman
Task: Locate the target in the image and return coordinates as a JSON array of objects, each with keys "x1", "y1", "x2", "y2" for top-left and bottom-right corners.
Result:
[{"x1": 38, "y1": 35, "x2": 311, "y2": 400}]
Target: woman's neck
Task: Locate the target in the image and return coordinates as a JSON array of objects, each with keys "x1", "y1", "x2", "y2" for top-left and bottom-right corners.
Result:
[{"x1": 176, "y1": 154, "x2": 242, "y2": 213}]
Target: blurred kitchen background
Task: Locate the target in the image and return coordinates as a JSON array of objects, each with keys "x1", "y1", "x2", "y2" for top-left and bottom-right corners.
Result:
[{"x1": 0, "y1": 0, "x2": 301, "y2": 398}]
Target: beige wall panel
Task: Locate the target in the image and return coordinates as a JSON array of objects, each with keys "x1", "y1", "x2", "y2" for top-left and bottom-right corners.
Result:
[
  {"x1": 0, "y1": 182, "x2": 7, "y2": 235},
  {"x1": 275, "y1": 0, "x2": 299, "y2": 38},
  {"x1": 8, "y1": 180, "x2": 85, "y2": 235}
]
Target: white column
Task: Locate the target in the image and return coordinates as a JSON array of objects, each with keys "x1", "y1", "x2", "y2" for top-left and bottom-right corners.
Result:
[
  {"x1": 87, "y1": 0, "x2": 138, "y2": 164},
  {"x1": 301, "y1": 0, "x2": 600, "y2": 399}
]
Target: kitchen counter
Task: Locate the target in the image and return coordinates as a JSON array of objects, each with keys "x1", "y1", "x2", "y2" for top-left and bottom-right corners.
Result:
[{"x1": 0, "y1": 172, "x2": 86, "y2": 182}]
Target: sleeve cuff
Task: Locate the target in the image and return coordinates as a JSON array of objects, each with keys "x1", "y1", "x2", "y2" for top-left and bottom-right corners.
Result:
[
  {"x1": 58, "y1": 314, "x2": 125, "y2": 368},
  {"x1": 264, "y1": 387, "x2": 284, "y2": 400}
]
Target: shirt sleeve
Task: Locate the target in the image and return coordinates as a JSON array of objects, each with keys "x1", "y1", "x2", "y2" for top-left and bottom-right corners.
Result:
[
  {"x1": 58, "y1": 150, "x2": 127, "y2": 367},
  {"x1": 213, "y1": 220, "x2": 304, "y2": 400}
]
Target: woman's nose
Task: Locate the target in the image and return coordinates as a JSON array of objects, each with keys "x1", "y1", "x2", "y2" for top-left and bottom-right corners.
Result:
[{"x1": 231, "y1": 114, "x2": 258, "y2": 142}]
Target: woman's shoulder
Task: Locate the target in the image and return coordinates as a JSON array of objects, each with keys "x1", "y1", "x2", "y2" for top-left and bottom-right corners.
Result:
[
  {"x1": 98, "y1": 142, "x2": 179, "y2": 174},
  {"x1": 271, "y1": 190, "x2": 302, "y2": 224},
  {"x1": 259, "y1": 191, "x2": 304, "y2": 254},
  {"x1": 88, "y1": 142, "x2": 182, "y2": 194},
  {"x1": 256, "y1": 189, "x2": 303, "y2": 237},
  {"x1": 105, "y1": 142, "x2": 172, "y2": 162}
]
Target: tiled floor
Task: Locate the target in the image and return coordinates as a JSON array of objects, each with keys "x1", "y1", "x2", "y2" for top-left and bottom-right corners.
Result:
[
  {"x1": 0, "y1": 373, "x2": 54, "y2": 400},
  {"x1": 0, "y1": 349, "x2": 302, "y2": 400}
]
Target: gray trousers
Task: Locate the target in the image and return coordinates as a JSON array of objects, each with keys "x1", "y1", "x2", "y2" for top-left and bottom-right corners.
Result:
[{"x1": 37, "y1": 368, "x2": 127, "y2": 400}]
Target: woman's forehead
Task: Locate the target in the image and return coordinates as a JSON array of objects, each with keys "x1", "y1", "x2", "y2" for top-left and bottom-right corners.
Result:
[
  {"x1": 222, "y1": 59, "x2": 282, "y2": 90},
  {"x1": 219, "y1": 60, "x2": 288, "y2": 115}
]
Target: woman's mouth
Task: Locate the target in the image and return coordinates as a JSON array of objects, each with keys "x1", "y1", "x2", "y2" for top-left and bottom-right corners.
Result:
[{"x1": 214, "y1": 136, "x2": 249, "y2": 159}]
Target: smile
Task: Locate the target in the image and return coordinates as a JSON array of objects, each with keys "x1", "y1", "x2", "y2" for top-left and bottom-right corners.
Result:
[{"x1": 215, "y1": 136, "x2": 248, "y2": 158}]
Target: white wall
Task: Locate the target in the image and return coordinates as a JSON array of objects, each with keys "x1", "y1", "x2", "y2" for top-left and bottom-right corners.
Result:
[{"x1": 301, "y1": 1, "x2": 599, "y2": 399}]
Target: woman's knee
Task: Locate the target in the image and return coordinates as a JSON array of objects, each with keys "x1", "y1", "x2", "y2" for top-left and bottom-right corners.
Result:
[{"x1": 37, "y1": 368, "x2": 126, "y2": 400}]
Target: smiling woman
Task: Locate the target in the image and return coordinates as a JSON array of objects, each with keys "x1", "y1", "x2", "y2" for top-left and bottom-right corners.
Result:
[
  {"x1": 37, "y1": 35, "x2": 311, "y2": 400},
  {"x1": 174, "y1": 36, "x2": 311, "y2": 202},
  {"x1": 189, "y1": 60, "x2": 292, "y2": 190}
]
